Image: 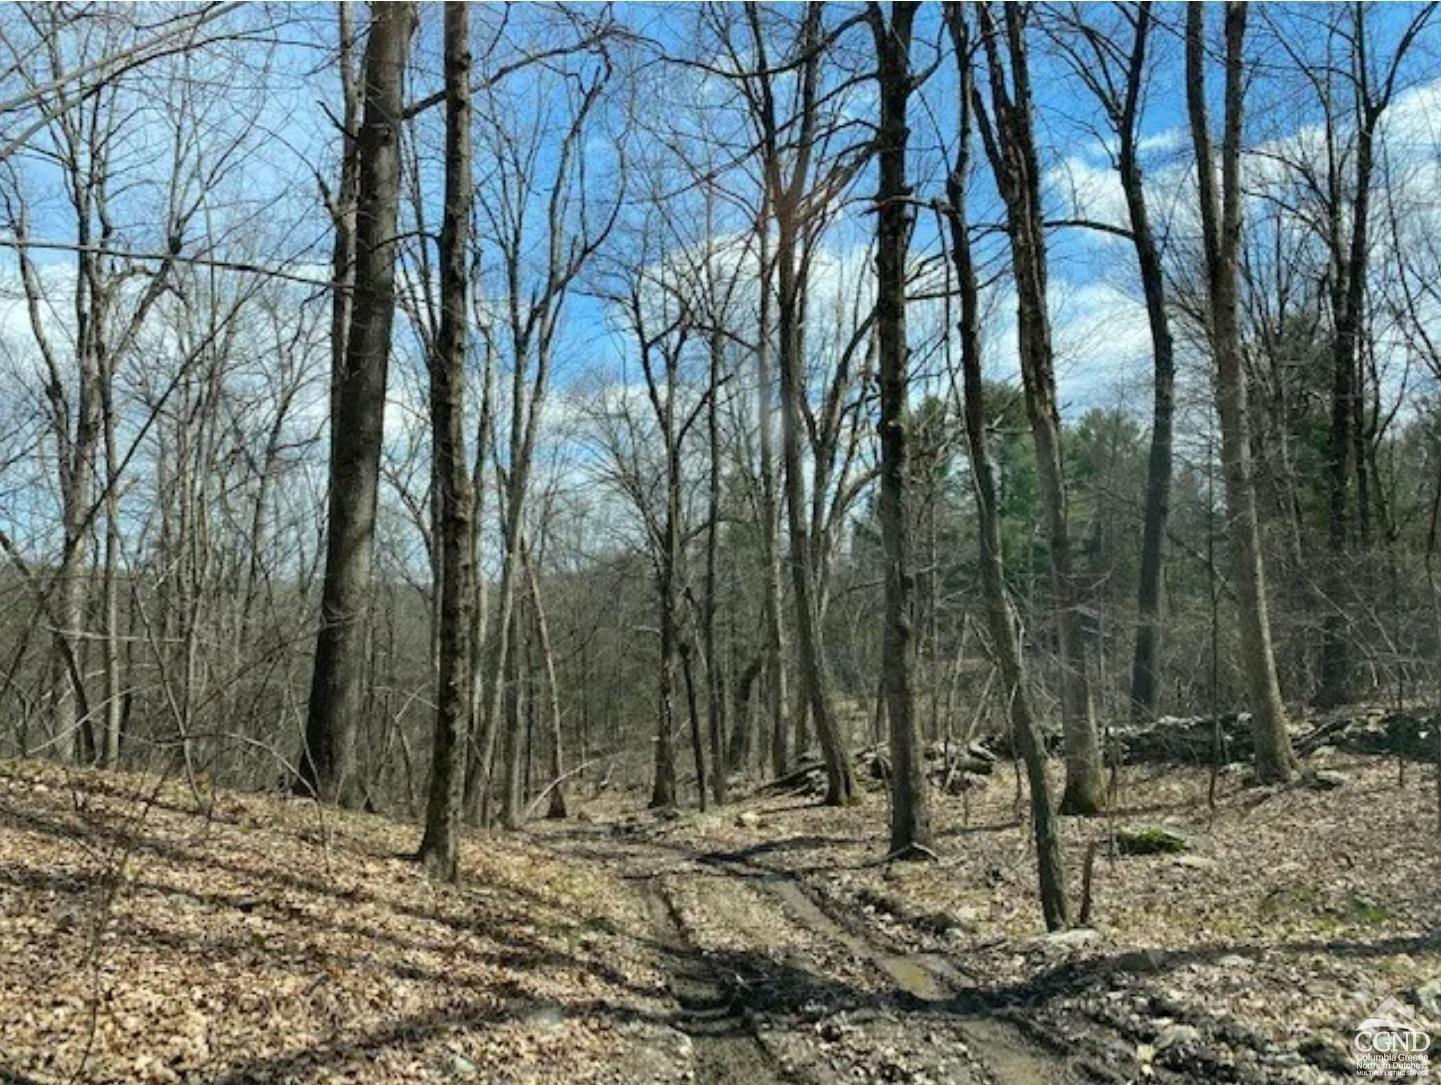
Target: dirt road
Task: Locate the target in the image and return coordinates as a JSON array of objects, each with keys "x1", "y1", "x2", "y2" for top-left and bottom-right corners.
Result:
[{"x1": 535, "y1": 819, "x2": 1120, "y2": 1085}]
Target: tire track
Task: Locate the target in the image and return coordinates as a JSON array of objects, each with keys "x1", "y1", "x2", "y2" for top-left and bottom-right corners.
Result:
[{"x1": 641, "y1": 878, "x2": 798, "y2": 1085}]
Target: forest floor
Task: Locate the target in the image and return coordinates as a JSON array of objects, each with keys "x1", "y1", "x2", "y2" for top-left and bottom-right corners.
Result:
[{"x1": 1, "y1": 749, "x2": 1438, "y2": 1084}]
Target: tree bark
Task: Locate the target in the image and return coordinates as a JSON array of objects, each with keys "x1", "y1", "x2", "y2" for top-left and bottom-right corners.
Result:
[
  {"x1": 1186, "y1": 2, "x2": 1296, "y2": 782},
  {"x1": 520, "y1": 543, "x2": 567, "y2": 820},
  {"x1": 705, "y1": 316, "x2": 727, "y2": 805},
  {"x1": 499, "y1": 600, "x2": 526, "y2": 828},
  {"x1": 975, "y1": 4, "x2": 1105, "y2": 814},
  {"x1": 1115, "y1": 4, "x2": 1176, "y2": 726},
  {"x1": 755, "y1": 214, "x2": 791, "y2": 780},
  {"x1": 868, "y1": 0, "x2": 932, "y2": 858},
  {"x1": 944, "y1": 2, "x2": 1068, "y2": 929},
  {"x1": 418, "y1": 0, "x2": 473, "y2": 882},
  {"x1": 302, "y1": 1, "x2": 414, "y2": 806},
  {"x1": 767, "y1": 5, "x2": 854, "y2": 806},
  {"x1": 650, "y1": 546, "x2": 680, "y2": 808}
]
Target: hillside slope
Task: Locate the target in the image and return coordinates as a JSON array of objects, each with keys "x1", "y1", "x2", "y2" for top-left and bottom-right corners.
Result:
[
  {"x1": 0, "y1": 762, "x2": 683, "y2": 1084},
  {"x1": 2, "y1": 753, "x2": 1439, "y2": 1084}
]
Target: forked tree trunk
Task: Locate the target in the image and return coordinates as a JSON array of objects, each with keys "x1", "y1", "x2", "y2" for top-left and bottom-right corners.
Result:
[
  {"x1": 769, "y1": 5, "x2": 854, "y2": 807},
  {"x1": 974, "y1": 4, "x2": 1105, "y2": 815},
  {"x1": 1186, "y1": 3, "x2": 1296, "y2": 783},
  {"x1": 868, "y1": 0, "x2": 932, "y2": 858},
  {"x1": 944, "y1": 3, "x2": 1068, "y2": 930},
  {"x1": 302, "y1": 2, "x2": 415, "y2": 805},
  {"x1": 1313, "y1": 4, "x2": 1421, "y2": 707}
]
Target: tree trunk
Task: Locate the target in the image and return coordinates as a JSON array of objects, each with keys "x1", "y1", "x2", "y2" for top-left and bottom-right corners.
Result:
[
  {"x1": 944, "y1": 2, "x2": 1068, "y2": 929},
  {"x1": 302, "y1": 1, "x2": 415, "y2": 805},
  {"x1": 728, "y1": 653, "x2": 762, "y2": 773},
  {"x1": 652, "y1": 335, "x2": 688, "y2": 809},
  {"x1": 1186, "y1": 2, "x2": 1296, "y2": 782},
  {"x1": 101, "y1": 365, "x2": 122, "y2": 768},
  {"x1": 975, "y1": 4, "x2": 1104, "y2": 815},
  {"x1": 869, "y1": 0, "x2": 932, "y2": 859},
  {"x1": 705, "y1": 317, "x2": 727, "y2": 805},
  {"x1": 775, "y1": 163, "x2": 853, "y2": 803},
  {"x1": 418, "y1": 0, "x2": 473, "y2": 882},
  {"x1": 58, "y1": 233, "x2": 102, "y2": 765},
  {"x1": 681, "y1": 640, "x2": 707, "y2": 812},
  {"x1": 756, "y1": 218, "x2": 791, "y2": 779},
  {"x1": 1318, "y1": 10, "x2": 1395, "y2": 708},
  {"x1": 1119, "y1": 5, "x2": 1176, "y2": 726},
  {"x1": 499, "y1": 601, "x2": 525, "y2": 828},
  {"x1": 522, "y1": 543, "x2": 567, "y2": 820},
  {"x1": 650, "y1": 557, "x2": 680, "y2": 808}
]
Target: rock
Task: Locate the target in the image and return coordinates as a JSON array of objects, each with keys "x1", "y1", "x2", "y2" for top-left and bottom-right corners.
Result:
[
  {"x1": 1113, "y1": 948, "x2": 1168, "y2": 973},
  {"x1": 1414, "y1": 977, "x2": 1441, "y2": 1015},
  {"x1": 450, "y1": 1054, "x2": 478, "y2": 1077},
  {"x1": 1042, "y1": 927, "x2": 1104, "y2": 950},
  {"x1": 1154, "y1": 1024, "x2": 1201, "y2": 1051},
  {"x1": 1216, "y1": 954, "x2": 1251, "y2": 969},
  {"x1": 1170, "y1": 854, "x2": 1217, "y2": 870},
  {"x1": 1116, "y1": 825, "x2": 1189, "y2": 856},
  {"x1": 654, "y1": 806, "x2": 681, "y2": 822},
  {"x1": 945, "y1": 905, "x2": 988, "y2": 930},
  {"x1": 967, "y1": 742, "x2": 997, "y2": 763},
  {"x1": 735, "y1": 810, "x2": 762, "y2": 829},
  {"x1": 1117, "y1": 712, "x2": 1254, "y2": 766},
  {"x1": 1305, "y1": 769, "x2": 1348, "y2": 791}
]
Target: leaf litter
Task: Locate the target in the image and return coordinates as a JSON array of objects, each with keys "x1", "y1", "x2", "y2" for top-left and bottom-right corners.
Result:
[{"x1": 2, "y1": 748, "x2": 1439, "y2": 1084}]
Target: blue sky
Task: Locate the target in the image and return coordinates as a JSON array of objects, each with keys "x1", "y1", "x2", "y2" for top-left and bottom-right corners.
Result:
[{"x1": 4, "y1": 2, "x2": 1440, "y2": 483}]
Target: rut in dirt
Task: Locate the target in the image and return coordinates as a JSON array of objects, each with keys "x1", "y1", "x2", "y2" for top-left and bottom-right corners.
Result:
[
  {"x1": 558, "y1": 824, "x2": 1086, "y2": 1085},
  {"x1": 642, "y1": 881, "x2": 794, "y2": 1085},
  {"x1": 703, "y1": 851, "x2": 1078, "y2": 1085}
]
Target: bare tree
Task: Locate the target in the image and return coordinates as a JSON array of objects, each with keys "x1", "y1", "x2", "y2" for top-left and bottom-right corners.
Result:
[
  {"x1": 743, "y1": 2, "x2": 855, "y2": 805},
  {"x1": 1186, "y1": 2, "x2": 1296, "y2": 783},
  {"x1": 302, "y1": 2, "x2": 417, "y2": 806},
  {"x1": 866, "y1": 0, "x2": 932, "y2": 859},
  {"x1": 973, "y1": 2, "x2": 1105, "y2": 814},
  {"x1": 3, "y1": 4, "x2": 256, "y2": 768},
  {"x1": 465, "y1": 39, "x2": 620, "y2": 826},
  {"x1": 1045, "y1": 2, "x2": 1177, "y2": 724},
  {"x1": 943, "y1": 2, "x2": 1067, "y2": 930},
  {"x1": 1262, "y1": 3, "x2": 1435, "y2": 707},
  {"x1": 417, "y1": 0, "x2": 474, "y2": 882}
]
